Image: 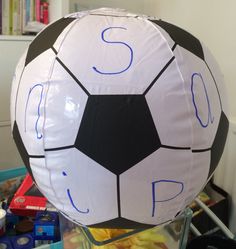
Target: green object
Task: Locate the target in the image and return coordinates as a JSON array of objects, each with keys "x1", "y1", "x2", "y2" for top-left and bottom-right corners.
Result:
[{"x1": 0, "y1": 167, "x2": 27, "y2": 182}]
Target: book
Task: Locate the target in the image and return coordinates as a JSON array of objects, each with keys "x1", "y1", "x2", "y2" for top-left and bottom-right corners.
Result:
[
  {"x1": 22, "y1": 0, "x2": 30, "y2": 34},
  {"x1": 2, "y1": 0, "x2": 13, "y2": 35},
  {"x1": 35, "y1": 0, "x2": 40, "y2": 22},
  {"x1": 0, "y1": 0, "x2": 2, "y2": 34},
  {"x1": 29, "y1": 0, "x2": 35, "y2": 22},
  {"x1": 12, "y1": 0, "x2": 22, "y2": 35},
  {"x1": 40, "y1": 0, "x2": 49, "y2": 24}
]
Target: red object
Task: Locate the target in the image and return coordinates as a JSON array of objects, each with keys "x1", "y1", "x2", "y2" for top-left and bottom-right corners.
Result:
[
  {"x1": 35, "y1": 0, "x2": 41, "y2": 22},
  {"x1": 0, "y1": 227, "x2": 4, "y2": 236},
  {"x1": 9, "y1": 174, "x2": 47, "y2": 217},
  {"x1": 40, "y1": 2, "x2": 49, "y2": 24}
]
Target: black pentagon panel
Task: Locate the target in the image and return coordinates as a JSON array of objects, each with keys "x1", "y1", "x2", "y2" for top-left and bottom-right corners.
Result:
[
  {"x1": 12, "y1": 121, "x2": 33, "y2": 178},
  {"x1": 25, "y1": 17, "x2": 76, "y2": 66},
  {"x1": 75, "y1": 95, "x2": 161, "y2": 175},
  {"x1": 150, "y1": 19, "x2": 204, "y2": 60},
  {"x1": 209, "y1": 111, "x2": 229, "y2": 177},
  {"x1": 88, "y1": 217, "x2": 155, "y2": 229}
]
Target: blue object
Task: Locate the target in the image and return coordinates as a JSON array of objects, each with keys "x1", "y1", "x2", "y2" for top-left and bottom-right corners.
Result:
[
  {"x1": 0, "y1": 167, "x2": 26, "y2": 182},
  {"x1": 11, "y1": 233, "x2": 34, "y2": 249},
  {"x1": 0, "y1": 237, "x2": 13, "y2": 249},
  {"x1": 0, "y1": 168, "x2": 63, "y2": 249},
  {"x1": 34, "y1": 211, "x2": 60, "y2": 244},
  {"x1": 6, "y1": 212, "x2": 19, "y2": 230}
]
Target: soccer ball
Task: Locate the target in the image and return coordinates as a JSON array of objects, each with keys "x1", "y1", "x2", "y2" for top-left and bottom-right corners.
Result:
[{"x1": 11, "y1": 8, "x2": 229, "y2": 229}]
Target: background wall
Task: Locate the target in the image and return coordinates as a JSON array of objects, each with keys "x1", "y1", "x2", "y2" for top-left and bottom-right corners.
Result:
[{"x1": 0, "y1": 38, "x2": 31, "y2": 169}]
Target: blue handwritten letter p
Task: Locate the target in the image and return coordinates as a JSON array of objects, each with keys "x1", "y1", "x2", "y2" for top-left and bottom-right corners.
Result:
[{"x1": 151, "y1": 180, "x2": 184, "y2": 217}]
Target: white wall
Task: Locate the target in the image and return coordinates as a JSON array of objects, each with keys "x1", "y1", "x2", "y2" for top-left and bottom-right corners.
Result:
[
  {"x1": 0, "y1": 38, "x2": 31, "y2": 169},
  {"x1": 67, "y1": 0, "x2": 158, "y2": 15},
  {"x1": 214, "y1": 119, "x2": 236, "y2": 233}
]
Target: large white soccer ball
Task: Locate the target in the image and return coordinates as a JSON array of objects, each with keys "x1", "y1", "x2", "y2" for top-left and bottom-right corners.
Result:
[{"x1": 11, "y1": 8, "x2": 228, "y2": 229}]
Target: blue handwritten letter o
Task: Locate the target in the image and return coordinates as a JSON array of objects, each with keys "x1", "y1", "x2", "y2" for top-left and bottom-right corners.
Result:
[{"x1": 191, "y1": 73, "x2": 214, "y2": 128}]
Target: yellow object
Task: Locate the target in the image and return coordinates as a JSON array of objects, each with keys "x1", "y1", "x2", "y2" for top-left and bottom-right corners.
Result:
[{"x1": 89, "y1": 228, "x2": 167, "y2": 249}]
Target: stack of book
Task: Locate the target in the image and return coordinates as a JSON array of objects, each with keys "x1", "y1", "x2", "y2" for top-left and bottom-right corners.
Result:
[{"x1": 0, "y1": 0, "x2": 49, "y2": 36}]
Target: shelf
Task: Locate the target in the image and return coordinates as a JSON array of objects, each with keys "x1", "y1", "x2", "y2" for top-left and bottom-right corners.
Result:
[
  {"x1": 0, "y1": 35, "x2": 34, "y2": 42},
  {"x1": 0, "y1": 121, "x2": 10, "y2": 128}
]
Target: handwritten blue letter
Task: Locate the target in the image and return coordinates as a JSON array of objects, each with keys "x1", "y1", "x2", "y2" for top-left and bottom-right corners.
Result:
[
  {"x1": 62, "y1": 171, "x2": 89, "y2": 214},
  {"x1": 191, "y1": 73, "x2": 214, "y2": 128},
  {"x1": 152, "y1": 180, "x2": 184, "y2": 217},
  {"x1": 92, "y1": 27, "x2": 133, "y2": 75},
  {"x1": 24, "y1": 84, "x2": 44, "y2": 139}
]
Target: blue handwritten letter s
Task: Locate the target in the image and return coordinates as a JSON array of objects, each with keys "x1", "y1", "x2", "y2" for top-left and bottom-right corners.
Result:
[{"x1": 92, "y1": 27, "x2": 133, "y2": 75}]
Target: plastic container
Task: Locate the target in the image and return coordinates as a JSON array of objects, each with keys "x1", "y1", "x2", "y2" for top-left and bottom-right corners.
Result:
[{"x1": 60, "y1": 208, "x2": 192, "y2": 249}]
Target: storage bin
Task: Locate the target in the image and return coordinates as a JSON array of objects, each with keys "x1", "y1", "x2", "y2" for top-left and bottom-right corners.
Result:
[{"x1": 60, "y1": 197, "x2": 192, "y2": 248}]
